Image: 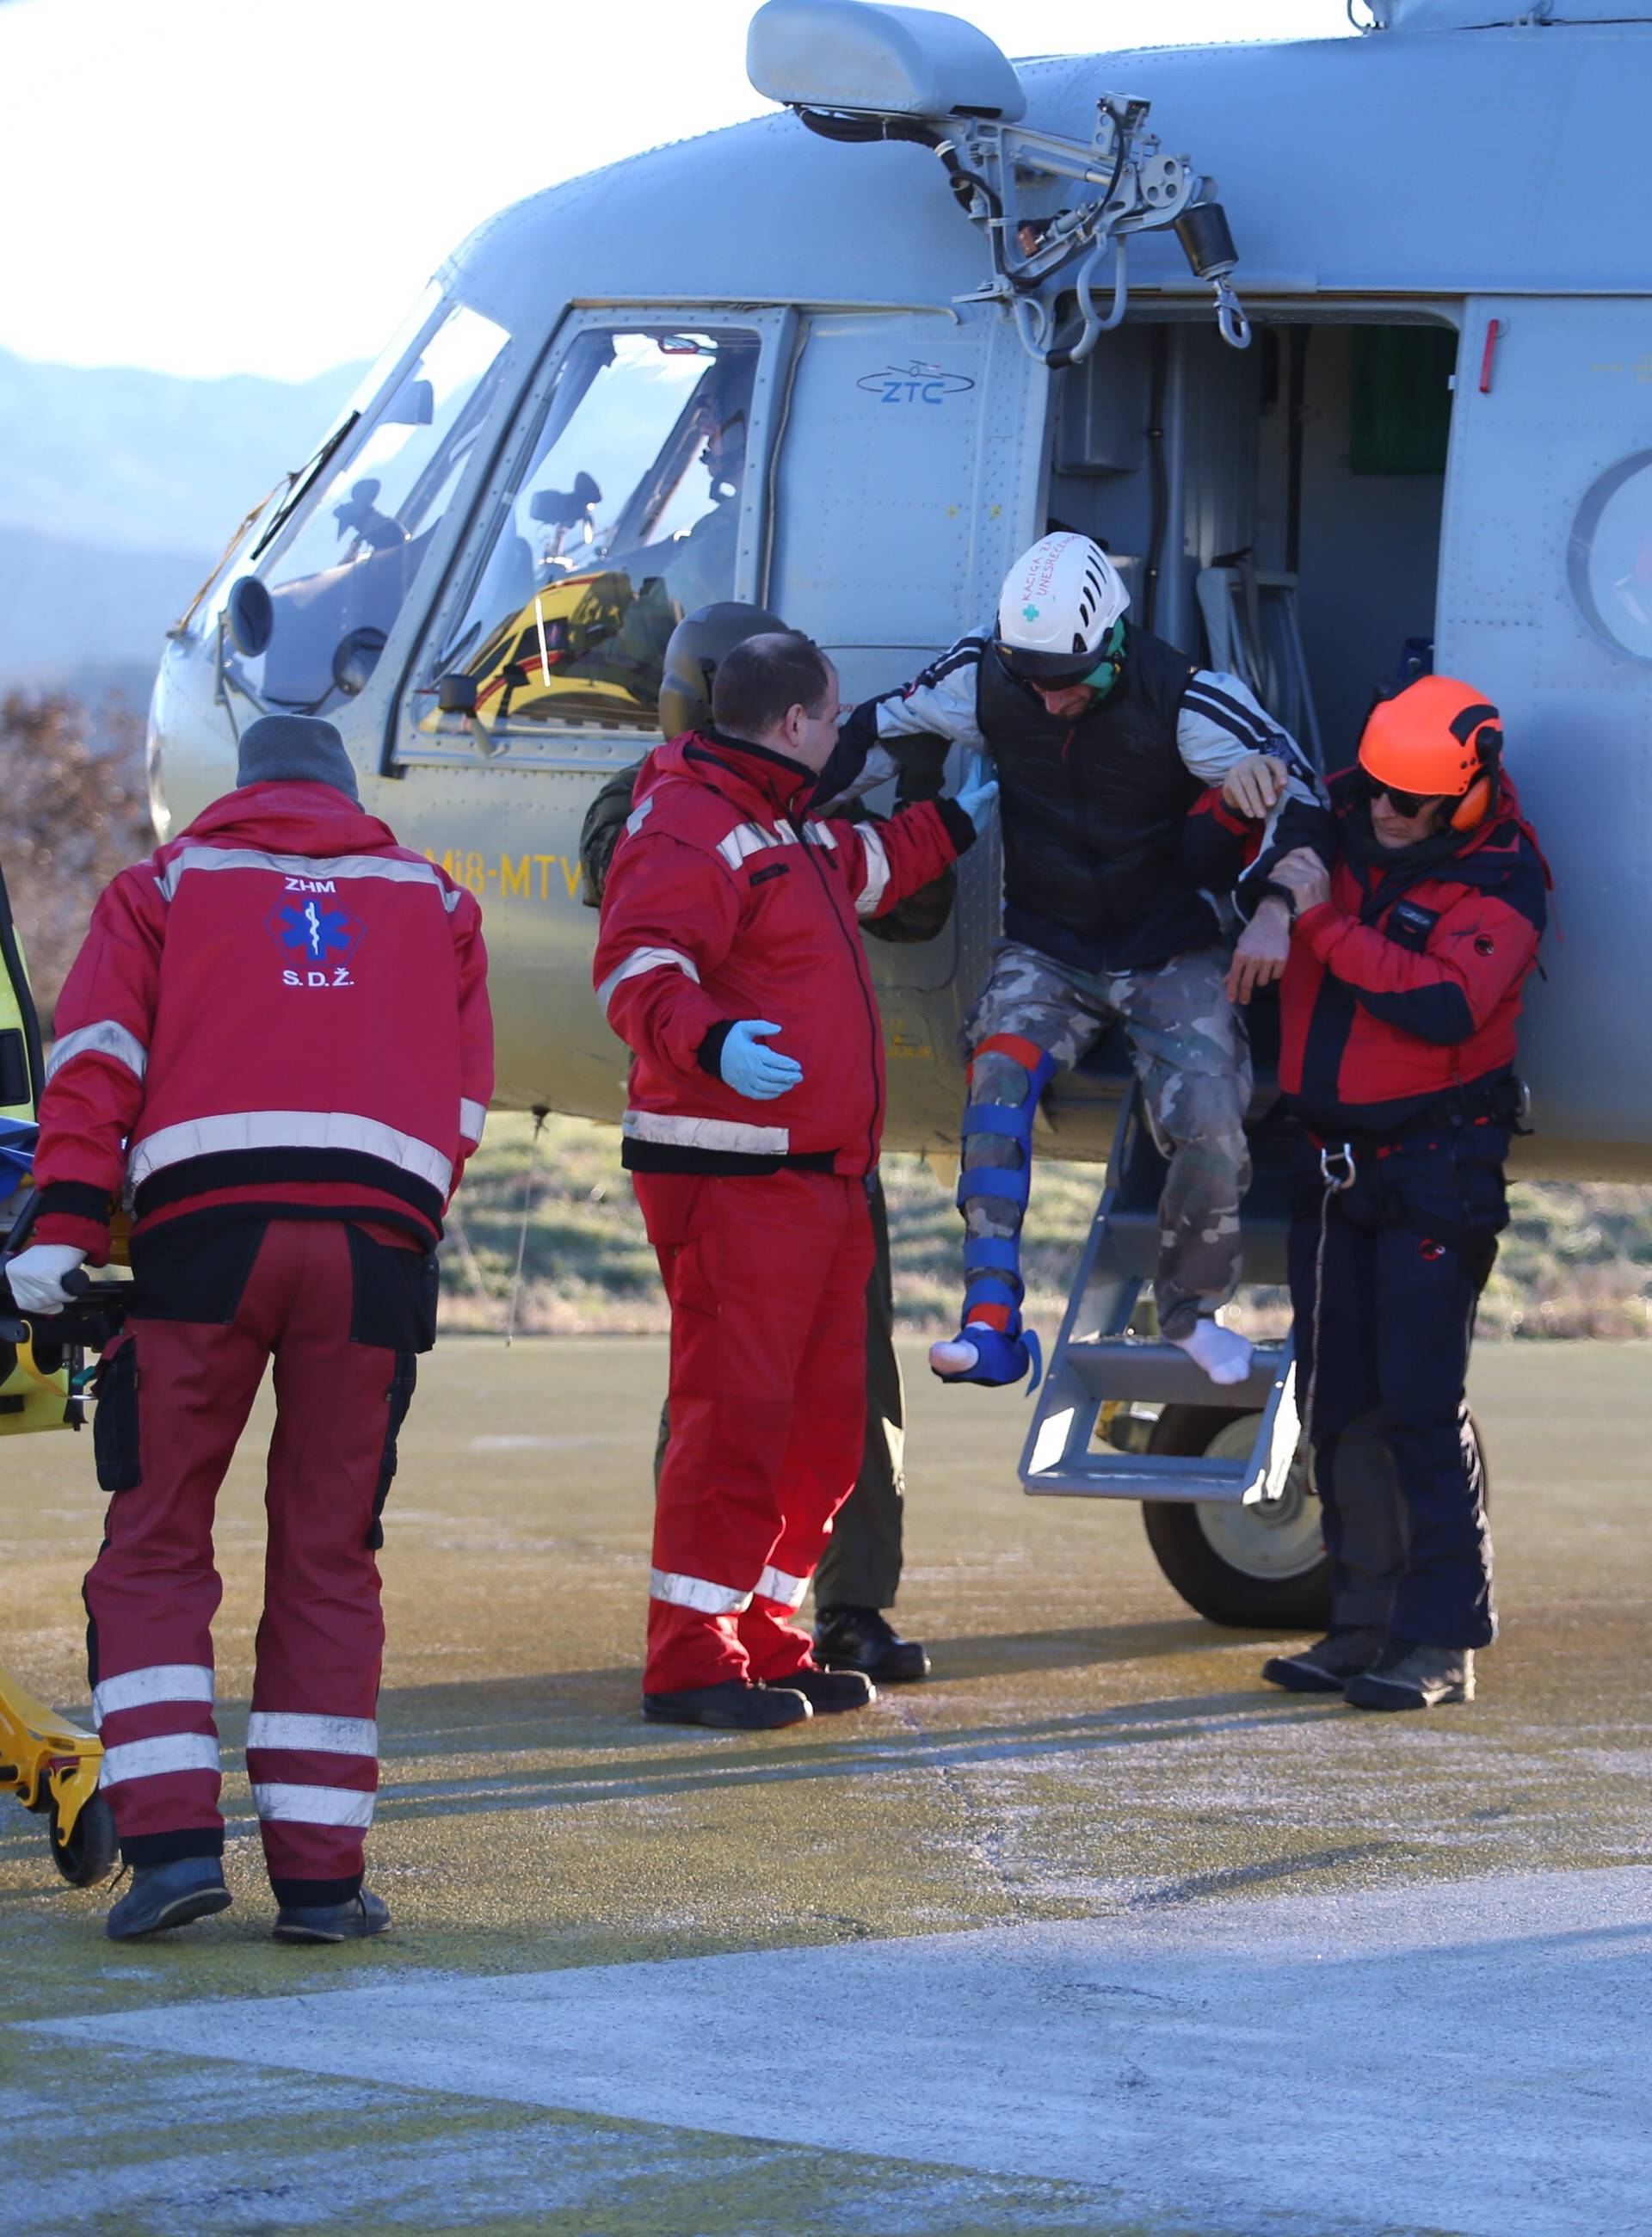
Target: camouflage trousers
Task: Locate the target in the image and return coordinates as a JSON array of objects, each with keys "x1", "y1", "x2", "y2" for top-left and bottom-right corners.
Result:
[{"x1": 961, "y1": 940, "x2": 1253, "y2": 1340}]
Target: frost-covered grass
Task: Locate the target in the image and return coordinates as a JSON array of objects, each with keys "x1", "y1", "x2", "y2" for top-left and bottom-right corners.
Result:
[{"x1": 441, "y1": 1116, "x2": 1652, "y2": 1340}]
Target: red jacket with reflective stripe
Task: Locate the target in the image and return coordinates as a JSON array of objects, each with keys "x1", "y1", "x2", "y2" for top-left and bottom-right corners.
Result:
[
  {"x1": 594, "y1": 728, "x2": 972, "y2": 1176},
  {"x1": 1249, "y1": 769, "x2": 1548, "y2": 1132},
  {"x1": 33, "y1": 783, "x2": 493, "y2": 1259}
]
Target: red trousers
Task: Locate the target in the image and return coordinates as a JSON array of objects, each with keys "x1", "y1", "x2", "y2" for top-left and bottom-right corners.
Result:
[
  {"x1": 633, "y1": 1169, "x2": 874, "y2": 1693},
  {"x1": 84, "y1": 1222, "x2": 415, "y2": 1903}
]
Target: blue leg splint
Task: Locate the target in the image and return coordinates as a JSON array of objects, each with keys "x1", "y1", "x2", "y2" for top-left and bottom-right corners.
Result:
[{"x1": 935, "y1": 1047, "x2": 1057, "y2": 1391}]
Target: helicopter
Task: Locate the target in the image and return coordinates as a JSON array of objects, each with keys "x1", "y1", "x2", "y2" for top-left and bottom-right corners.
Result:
[{"x1": 139, "y1": 0, "x2": 1652, "y2": 1620}]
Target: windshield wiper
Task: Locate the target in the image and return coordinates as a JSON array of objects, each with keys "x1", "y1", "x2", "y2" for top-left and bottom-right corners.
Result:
[{"x1": 250, "y1": 409, "x2": 362, "y2": 564}]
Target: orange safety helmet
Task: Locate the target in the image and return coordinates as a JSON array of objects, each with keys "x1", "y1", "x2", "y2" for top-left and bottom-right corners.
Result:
[{"x1": 1358, "y1": 675, "x2": 1504, "y2": 831}]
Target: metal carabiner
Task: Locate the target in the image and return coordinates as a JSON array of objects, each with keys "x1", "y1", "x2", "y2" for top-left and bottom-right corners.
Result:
[
  {"x1": 1319, "y1": 1142, "x2": 1357, "y2": 1192},
  {"x1": 1214, "y1": 277, "x2": 1252, "y2": 351}
]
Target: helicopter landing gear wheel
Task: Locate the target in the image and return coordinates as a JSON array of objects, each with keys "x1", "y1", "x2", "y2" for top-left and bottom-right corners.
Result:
[
  {"x1": 1142, "y1": 1405, "x2": 1331, "y2": 1630},
  {"x1": 47, "y1": 1790, "x2": 118, "y2": 1889}
]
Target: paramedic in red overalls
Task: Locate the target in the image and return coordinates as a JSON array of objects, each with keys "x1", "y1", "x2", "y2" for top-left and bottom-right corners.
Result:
[
  {"x1": 1228, "y1": 675, "x2": 1548, "y2": 1711},
  {"x1": 6, "y1": 715, "x2": 492, "y2": 1942},
  {"x1": 594, "y1": 631, "x2": 992, "y2": 1729}
]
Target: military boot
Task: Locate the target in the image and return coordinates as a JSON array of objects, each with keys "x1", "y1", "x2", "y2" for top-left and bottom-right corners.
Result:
[
  {"x1": 1343, "y1": 1642, "x2": 1476, "y2": 1711},
  {"x1": 1261, "y1": 1627, "x2": 1386, "y2": 1696},
  {"x1": 815, "y1": 1605, "x2": 930, "y2": 1684}
]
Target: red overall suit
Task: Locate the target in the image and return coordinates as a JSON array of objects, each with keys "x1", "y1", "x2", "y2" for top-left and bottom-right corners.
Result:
[
  {"x1": 593, "y1": 727, "x2": 974, "y2": 1694},
  {"x1": 33, "y1": 782, "x2": 492, "y2": 1904}
]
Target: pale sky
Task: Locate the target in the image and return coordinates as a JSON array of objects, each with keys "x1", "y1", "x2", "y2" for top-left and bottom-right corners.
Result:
[{"x1": 0, "y1": 0, "x2": 1352, "y2": 384}]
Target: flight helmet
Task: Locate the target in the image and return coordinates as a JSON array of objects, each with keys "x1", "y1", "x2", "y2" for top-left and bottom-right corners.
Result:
[
  {"x1": 1358, "y1": 675, "x2": 1503, "y2": 831},
  {"x1": 659, "y1": 601, "x2": 786, "y2": 740},
  {"x1": 994, "y1": 533, "x2": 1131, "y2": 693}
]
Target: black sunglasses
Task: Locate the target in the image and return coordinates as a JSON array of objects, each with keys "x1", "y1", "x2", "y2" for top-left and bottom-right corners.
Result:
[{"x1": 1354, "y1": 768, "x2": 1433, "y2": 820}]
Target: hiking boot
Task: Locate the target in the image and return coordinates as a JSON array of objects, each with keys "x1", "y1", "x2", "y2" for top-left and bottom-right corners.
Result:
[
  {"x1": 1261, "y1": 1626, "x2": 1386, "y2": 1696},
  {"x1": 1343, "y1": 1642, "x2": 1476, "y2": 1711},
  {"x1": 274, "y1": 1887, "x2": 391, "y2": 1944},
  {"x1": 106, "y1": 1856, "x2": 231, "y2": 1942},
  {"x1": 764, "y1": 1666, "x2": 876, "y2": 1714},
  {"x1": 642, "y1": 1678, "x2": 812, "y2": 1730},
  {"x1": 815, "y1": 1605, "x2": 931, "y2": 1684}
]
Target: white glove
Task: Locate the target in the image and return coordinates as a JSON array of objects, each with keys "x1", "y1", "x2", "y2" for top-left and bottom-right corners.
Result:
[{"x1": 4, "y1": 1243, "x2": 88, "y2": 1314}]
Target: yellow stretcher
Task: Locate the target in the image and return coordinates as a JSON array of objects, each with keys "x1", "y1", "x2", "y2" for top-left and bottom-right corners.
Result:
[{"x1": 0, "y1": 859, "x2": 118, "y2": 1887}]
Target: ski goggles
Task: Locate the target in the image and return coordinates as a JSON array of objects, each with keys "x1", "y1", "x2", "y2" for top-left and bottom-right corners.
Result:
[{"x1": 994, "y1": 618, "x2": 1125, "y2": 691}]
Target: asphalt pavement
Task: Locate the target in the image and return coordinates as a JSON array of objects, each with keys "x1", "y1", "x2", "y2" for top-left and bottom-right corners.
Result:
[{"x1": 3, "y1": 1338, "x2": 1649, "y2": 2236}]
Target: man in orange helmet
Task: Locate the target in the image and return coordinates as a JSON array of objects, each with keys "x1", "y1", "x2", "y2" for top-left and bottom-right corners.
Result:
[{"x1": 1226, "y1": 675, "x2": 1549, "y2": 1711}]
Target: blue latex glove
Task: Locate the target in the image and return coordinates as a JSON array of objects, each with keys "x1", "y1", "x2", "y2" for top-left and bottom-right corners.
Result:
[
  {"x1": 954, "y1": 758, "x2": 999, "y2": 835},
  {"x1": 719, "y1": 1020, "x2": 804, "y2": 1101}
]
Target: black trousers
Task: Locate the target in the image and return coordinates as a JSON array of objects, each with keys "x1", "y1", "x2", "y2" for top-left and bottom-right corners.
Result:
[
  {"x1": 654, "y1": 1168, "x2": 906, "y2": 1611},
  {"x1": 1287, "y1": 1125, "x2": 1507, "y2": 1650}
]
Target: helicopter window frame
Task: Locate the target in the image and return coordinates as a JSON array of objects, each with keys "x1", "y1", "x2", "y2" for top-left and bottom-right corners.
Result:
[
  {"x1": 207, "y1": 297, "x2": 516, "y2": 720},
  {"x1": 393, "y1": 305, "x2": 797, "y2": 774}
]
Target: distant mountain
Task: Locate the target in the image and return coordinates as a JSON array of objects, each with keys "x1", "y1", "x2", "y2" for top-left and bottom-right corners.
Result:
[
  {"x1": 0, "y1": 347, "x2": 366, "y2": 691},
  {"x1": 0, "y1": 525, "x2": 211, "y2": 691},
  {"x1": 0, "y1": 347, "x2": 367, "y2": 553}
]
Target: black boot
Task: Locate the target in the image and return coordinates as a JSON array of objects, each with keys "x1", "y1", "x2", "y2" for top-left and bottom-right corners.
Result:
[
  {"x1": 1261, "y1": 1626, "x2": 1386, "y2": 1696},
  {"x1": 643, "y1": 1678, "x2": 812, "y2": 1729},
  {"x1": 274, "y1": 1887, "x2": 391, "y2": 1944},
  {"x1": 107, "y1": 1856, "x2": 231, "y2": 1942},
  {"x1": 814, "y1": 1605, "x2": 930, "y2": 1684},
  {"x1": 1344, "y1": 1642, "x2": 1476, "y2": 1710},
  {"x1": 765, "y1": 1666, "x2": 876, "y2": 1714}
]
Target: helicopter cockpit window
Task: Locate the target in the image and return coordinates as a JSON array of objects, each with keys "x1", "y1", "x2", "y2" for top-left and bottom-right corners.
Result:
[
  {"x1": 1569, "y1": 452, "x2": 1652, "y2": 662},
  {"x1": 223, "y1": 300, "x2": 513, "y2": 712},
  {"x1": 422, "y1": 328, "x2": 759, "y2": 737}
]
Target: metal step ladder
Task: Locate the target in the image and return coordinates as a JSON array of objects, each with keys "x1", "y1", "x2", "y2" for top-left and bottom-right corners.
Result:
[{"x1": 1020, "y1": 1082, "x2": 1300, "y2": 1505}]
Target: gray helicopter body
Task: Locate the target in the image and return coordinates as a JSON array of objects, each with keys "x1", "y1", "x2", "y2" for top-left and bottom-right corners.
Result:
[{"x1": 149, "y1": 0, "x2": 1652, "y2": 1177}]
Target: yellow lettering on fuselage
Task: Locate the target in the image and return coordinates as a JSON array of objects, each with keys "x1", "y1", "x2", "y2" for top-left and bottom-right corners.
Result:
[{"x1": 423, "y1": 850, "x2": 584, "y2": 903}]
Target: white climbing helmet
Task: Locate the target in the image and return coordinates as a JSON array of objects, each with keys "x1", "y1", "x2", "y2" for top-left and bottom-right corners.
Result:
[{"x1": 994, "y1": 533, "x2": 1130, "y2": 682}]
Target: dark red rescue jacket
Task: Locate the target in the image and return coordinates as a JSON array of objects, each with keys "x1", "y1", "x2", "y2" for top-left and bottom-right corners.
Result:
[
  {"x1": 34, "y1": 783, "x2": 493, "y2": 1260},
  {"x1": 1244, "y1": 767, "x2": 1548, "y2": 1133},
  {"x1": 594, "y1": 727, "x2": 972, "y2": 1176}
]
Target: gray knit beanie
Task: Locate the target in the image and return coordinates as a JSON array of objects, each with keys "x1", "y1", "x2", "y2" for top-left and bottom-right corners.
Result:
[{"x1": 237, "y1": 715, "x2": 361, "y2": 803}]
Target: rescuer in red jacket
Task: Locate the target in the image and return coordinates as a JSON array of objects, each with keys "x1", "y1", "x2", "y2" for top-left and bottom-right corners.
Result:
[
  {"x1": 594, "y1": 632, "x2": 989, "y2": 1729},
  {"x1": 1227, "y1": 675, "x2": 1548, "y2": 1712},
  {"x1": 8, "y1": 715, "x2": 492, "y2": 1942}
]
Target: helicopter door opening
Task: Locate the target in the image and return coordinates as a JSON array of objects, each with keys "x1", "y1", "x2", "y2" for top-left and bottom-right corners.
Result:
[
  {"x1": 399, "y1": 309, "x2": 792, "y2": 770},
  {"x1": 1045, "y1": 316, "x2": 1457, "y2": 773},
  {"x1": 1042, "y1": 312, "x2": 1457, "y2": 1100}
]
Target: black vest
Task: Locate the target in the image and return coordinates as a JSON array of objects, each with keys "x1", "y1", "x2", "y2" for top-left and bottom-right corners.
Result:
[{"x1": 977, "y1": 626, "x2": 1200, "y2": 946}]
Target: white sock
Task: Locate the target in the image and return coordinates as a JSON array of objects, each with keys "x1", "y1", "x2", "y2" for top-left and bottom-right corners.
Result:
[
  {"x1": 930, "y1": 1325, "x2": 991, "y2": 1377},
  {"x1": 1169, "y1": 1317, "x2": 1253, "y2": 1387}
]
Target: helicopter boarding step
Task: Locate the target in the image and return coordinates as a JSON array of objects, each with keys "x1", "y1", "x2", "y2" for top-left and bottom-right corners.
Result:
[{"x1": 1020, "y1": 1082, "x2": 1299, "y2": 1506}]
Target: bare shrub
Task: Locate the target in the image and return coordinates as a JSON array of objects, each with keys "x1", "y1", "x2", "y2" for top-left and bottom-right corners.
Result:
[{"x1": 2, "y1": 692, "x2": 151, "y2": 1022}]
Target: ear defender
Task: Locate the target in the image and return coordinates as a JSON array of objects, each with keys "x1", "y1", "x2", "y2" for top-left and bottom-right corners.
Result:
[
  {"x1": 1083, "y1": 618, "x2": 1128, "y2": 699},
  {"x1": 1448, "y1": 713, "x2": 1502, "y2": 831}
]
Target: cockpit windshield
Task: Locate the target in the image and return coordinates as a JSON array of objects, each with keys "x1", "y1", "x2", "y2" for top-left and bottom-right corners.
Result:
[
  {"x1": 219, "y1": 297, "x2": 514, "y2": 714},
  {"x1": 418, "y1": 326, "x2": 760, "y2": 738}
]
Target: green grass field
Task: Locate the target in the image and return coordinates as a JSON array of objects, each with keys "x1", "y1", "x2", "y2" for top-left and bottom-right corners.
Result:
[{"x1": 443, "y1": 1115, "x2": 1652, "y2": 1340}]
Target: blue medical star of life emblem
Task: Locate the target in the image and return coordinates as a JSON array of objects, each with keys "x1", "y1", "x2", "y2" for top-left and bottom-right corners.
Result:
[{"x1": 267, "y1": 897, "x2": 364, "y2": 964}]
